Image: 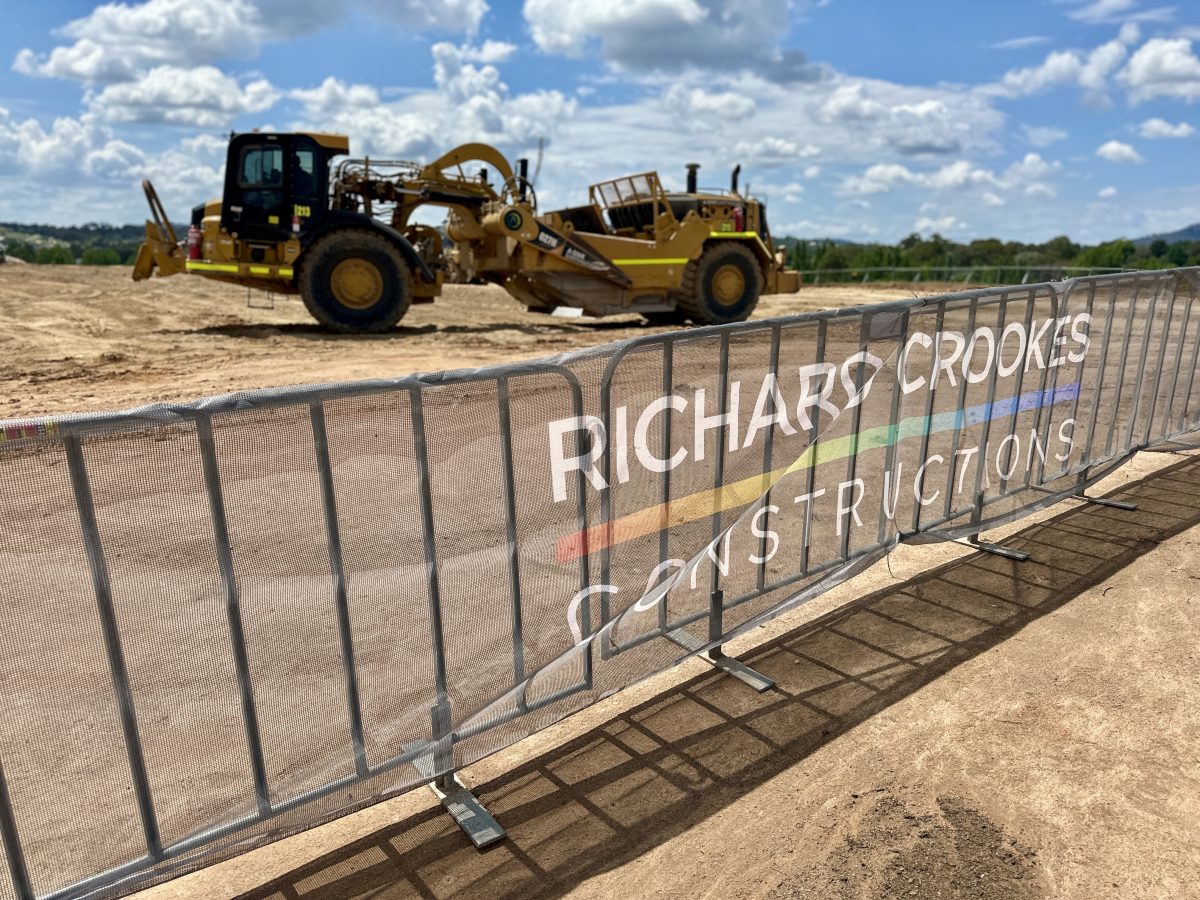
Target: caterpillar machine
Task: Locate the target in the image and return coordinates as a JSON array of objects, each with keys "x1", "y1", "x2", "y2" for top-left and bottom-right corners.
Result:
[{"x1": 133, "y1": 132, "x2": 800, "y2": 332}]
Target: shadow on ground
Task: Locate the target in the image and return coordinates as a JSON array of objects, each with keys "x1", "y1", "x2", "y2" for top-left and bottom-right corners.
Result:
[
  {"x1": 155, "y1": 319, "x2": 646, "y2": 340},
  {"x1": 240, "y1": 455, "x2": 1200, "y2": 900}
]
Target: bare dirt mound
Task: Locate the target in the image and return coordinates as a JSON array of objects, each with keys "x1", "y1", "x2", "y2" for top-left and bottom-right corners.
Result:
[{"x1": 771, "y1": 789, "x2": 1043, "y2": 900}]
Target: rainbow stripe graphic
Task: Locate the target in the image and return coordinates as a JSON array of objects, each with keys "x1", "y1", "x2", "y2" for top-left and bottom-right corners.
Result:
[{"x1": 555, "y1": 380, "x2": 1081, "y2": 563}]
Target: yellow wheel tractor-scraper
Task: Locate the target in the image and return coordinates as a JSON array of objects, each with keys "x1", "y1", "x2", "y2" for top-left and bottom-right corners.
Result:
[{"x1": 133, "y1": 132, "x2": 800, "y2": 332}]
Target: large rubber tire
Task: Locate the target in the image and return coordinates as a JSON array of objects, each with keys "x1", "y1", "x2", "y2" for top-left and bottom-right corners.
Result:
[
  {"x1": 678, "y1": 243, "x2": 763, "y2": 325},
  {"x1": 300, "y1": 230, "x2": 411, "y2": 333}
]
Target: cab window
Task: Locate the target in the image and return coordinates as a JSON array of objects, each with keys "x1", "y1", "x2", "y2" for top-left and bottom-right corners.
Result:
[
  {"x1": 294, "y1": 149, "x2": 317, "y2": 198},
  {"x1": 240, "y1": 146, "x2": 284, "y2": 188}
]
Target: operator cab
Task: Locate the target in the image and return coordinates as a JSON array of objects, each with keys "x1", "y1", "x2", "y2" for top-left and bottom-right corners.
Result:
[{"x1": 210, "y1": 132, "x2": 349, "y2": 243}]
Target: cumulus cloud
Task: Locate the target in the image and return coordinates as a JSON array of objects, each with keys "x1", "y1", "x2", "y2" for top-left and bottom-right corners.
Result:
[
  {"x1": 1096, "y1": 139, "x2": 1145, "y2": 162},
  {"x1": 1023, "y1": 124, "x2": 1068, "y2": 146},
  {"x1": 90, "y1": 66, "x2": 279, "y2": 127},
  {"x1": 522, "y1": 0, "x2": 814, "y2": 81},
  {"x1": 1139, "y1": 117, "x2": 1195, "y2": 137},
  {"x1": 838, "y1": 152, "x2": 1058, "y2": 199},
  {"x1": 914, "y1": 215, "x2": 962, "y2": 234},
  {"x1": 1118, "y1": 38, "x2": 1200, "y2": 102},
  {"x1": 988, "y1": 36, "x2": 1129, "y2": 101},
  {"x1": 13, "y1": 0, "x2": 487, "y2": 86},
  {"x1": 13, "y1": 0, "x2": 260, "y2": 83},
  {"x1": 289, "y1": 41, "x2": 574, "y2": 162},
  {"x1": 1099, "y1": 185, "x2": 1119, "y2": 197}
]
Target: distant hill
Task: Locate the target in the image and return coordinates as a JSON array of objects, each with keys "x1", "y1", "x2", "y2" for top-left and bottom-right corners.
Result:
[{"x1": 1134, "y1": 223, "x2": 1200, "y2": 246}]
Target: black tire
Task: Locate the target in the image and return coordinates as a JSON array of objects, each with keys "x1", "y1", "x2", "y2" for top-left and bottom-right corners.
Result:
[
  {"x1": 300, "y1": 230, "x2": 411, "y2": 333},
  {"x1": 678, "y1": 242, "x2": 763, "y2": 325}
]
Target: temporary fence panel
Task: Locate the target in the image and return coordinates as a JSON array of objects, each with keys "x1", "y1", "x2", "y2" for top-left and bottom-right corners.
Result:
[{"x1": 1, "y1": 269, "x2": 1198, "y2": 900}]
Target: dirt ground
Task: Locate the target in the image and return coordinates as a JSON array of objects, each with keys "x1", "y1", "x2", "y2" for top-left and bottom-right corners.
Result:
[
  {"x1": 0, "y1": 267, "x2": 1196, "y2": 900},
  {"x1": 0, "y1": 265, "x2": 922, "y2": 420}
]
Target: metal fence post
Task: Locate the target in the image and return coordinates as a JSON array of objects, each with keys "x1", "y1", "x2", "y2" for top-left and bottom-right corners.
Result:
[
  {"x1": 0, "y1": 762, "x2": 33, "y2": 900},
  {"x1": 196, "y1": 415, "x2": 272, "y2": 816},
  {"x1": 63, "y1": 434, "x2": 163, "y2": 860}
]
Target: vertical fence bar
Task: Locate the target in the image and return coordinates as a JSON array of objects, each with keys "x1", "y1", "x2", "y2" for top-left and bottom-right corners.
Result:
[
  {"x1": 1164, "y1": 292, "x2": 1196, "y2": 437},
  {"x1": 910, "y1": 301, "x2": 947, "y2": 535},
  {"x1": 196, "y1": 415, "x2": 271, "y2": 814},
  {"x1": 997, "y1": 289, "x2": 1039, "y2": 496},
  {"x1": 1081, "y1": 280, "x2": 1122, "y2": 467},
  {"x1": 877, "y1": 310, "x2": 910, "y2": 544},
  {"x1": 1140, "y1": 277, "x2": 1178, "y2": 445},
  {"x1": 1178, "y1": 285, "x2": 1200, "y2": 434},
  {"x1": 659, "y1": 340, "x2": 675, "y2": 635},
  {"x1": 407, "y1": 388, "x2": 453, "y2": 779},
  {"x1": 568, "y1": 374, "x2": 594, "y2": 685},
  {"x1": 1058, "y1": 281, "x2": 1096, "y2": 479},
  {"x1": 756, "y1": 325, "x2": 782, "y2": 590},
  {"x1": 62, "y1": 434, "x2": 162, "y2": 860},
  {"x1": 838, "y1": 316, "x2": 872, "y2": 562},
  {"x1": 1102, "y1": 279, "x2": 1145, "y2": 459},
  {"x1": 1122, "y1": 276, "x2": 1165, "y2": 453},
  {"x1": 967, "y1": 295, "x2": 1013, "y2": 514},
  {"x1": 309, "y1": 402, "x2": 368, "y2": 778},
  {"x1": 708, "y1": 332, "x2": 732, "y2": 635},
  {"x1": 495, "y1": 379, "x2": 526, "y2": 704},
  {"x1": 0, "y1": 763, "x2": 33, "y2": 900},
  {"x1": 798, "y1": 319, "x2": 828, "y2": 575},
  {"x1": 943, "y1": 299, "x2": 983, "y2": 519},
  {"x1": 1025, "y1": 284, "x2": 1062, "y2": 491}
]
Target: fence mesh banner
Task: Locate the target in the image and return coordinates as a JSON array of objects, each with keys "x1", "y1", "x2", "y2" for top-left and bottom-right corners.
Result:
[{"x1": 2, "y1": 269, "x2": 1199, "y2": 899}]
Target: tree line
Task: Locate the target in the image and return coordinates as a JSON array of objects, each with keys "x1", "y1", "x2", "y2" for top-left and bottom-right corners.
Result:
[{"x1": 785, "y1": 232, "x2": 1200, "y2": 272}]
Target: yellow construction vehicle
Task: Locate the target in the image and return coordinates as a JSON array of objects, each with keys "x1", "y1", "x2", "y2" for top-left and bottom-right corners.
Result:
[{"x1": 133, "y1": 132, "x2": 800, "y2": 332}]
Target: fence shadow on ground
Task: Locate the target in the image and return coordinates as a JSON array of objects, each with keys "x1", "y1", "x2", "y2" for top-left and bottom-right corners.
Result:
[{"x1": 239, "y1": 454, "x2": 1200, "y2": 900}]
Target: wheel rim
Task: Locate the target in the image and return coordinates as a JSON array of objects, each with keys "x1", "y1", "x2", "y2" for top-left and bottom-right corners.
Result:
[
  {"x1": 711, "y1": 264, "x2": 746, "y2": 307},
  {"x1": 330, "y1": 258, "x2": 384, "y2": 310}
]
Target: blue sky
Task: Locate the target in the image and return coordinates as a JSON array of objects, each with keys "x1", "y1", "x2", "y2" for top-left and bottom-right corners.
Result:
[{"x1": 1, "y1": 0, "x2": 1199, "y2": 243}]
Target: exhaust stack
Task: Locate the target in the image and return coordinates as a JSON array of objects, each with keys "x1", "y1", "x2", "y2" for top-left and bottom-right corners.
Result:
[
  {"x1": 686, "y1": 163, "x2": 700, "y2": 194},
  {"x1": 731, "y1": 164, "x2": 741, "y2": 195}
]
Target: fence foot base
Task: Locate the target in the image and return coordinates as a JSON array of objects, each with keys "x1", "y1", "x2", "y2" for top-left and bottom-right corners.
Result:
[
  {"x1": 1030, "y1": 484, "x2": 1138, "y2": 511},
  {"x1": 1076, "y1": 494, "x2": 1137, "y2": 511},
  {"x1": 409, "y1": 746, "x2": 506, "y2": 850},
  {"x1": 429, "y1": 775, "x2": 506, "y2": 849},
  {"x1": 958, "y1": 536, "x2": 1030, "y2": 562},
  {"x1": 667, "y1": 629, "x2": 775, "y2": 693}
]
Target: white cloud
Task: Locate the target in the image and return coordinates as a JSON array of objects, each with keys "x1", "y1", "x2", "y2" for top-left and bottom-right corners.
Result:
[
  {"x1": 13, "y1": 0, "x2": 259, "y2": 83},
  {"x1": 522, "y1": 0, "x2": 811, "y2": 80},
  {"x1": 838, "y1": 152, "x2": 1058, "y2": 198},
  {"x1": 90, "y1": 66, "x2": 279, "y2": 127},
  {"x1": 993, "y1": 36, "x2": 1050, "y2": 50},
  {"x1": 13, "y1": 0, "x2": 487, "y2": 86},
  {"x1": 982, "y1": 191, "x2": 1006, "y2": 206},
  {"x1": 731, "y1": 136, "x2": 820, "y2": 165},
  {"x1": 1099, "y1": 185, "x2": 1119, "y2": 197},
  {"x1": 1118, "y1": 38, "x2": 1200, "y2": 102},
  {"x1": 914, "y1": 215, "x2": 962, "y2": 234},
  {"x1": 803, "y1": 164, "x2": 821, "y2": 178},
  {"x1": 372, "y1": 0, "x2": 489, "y2": 34},
  {"x1": 1096, "y1": 139, "x2": 1145, "y2": 162},
  {"x1": 821, "y1": 83, "x2": 885, "y2": 120},
  {"x1": 289, "y1": 42, "x2": 575, "y2": 162},
  {"x1": 1067, "y1": 0, "x2": 1174, "y2": 25},
  {"x1": 665, "y1": 86, "x2": 756, "y2": 121},
  {"x1": 1138, "y1": 117, "x2": 1195, "y2": 137},
  {"x1": 989, "y1": 37, "x2": 1128, "y2": 100},
  {"x1": 1023, "y1": 124, "x2": 1069, "y2": 146}
]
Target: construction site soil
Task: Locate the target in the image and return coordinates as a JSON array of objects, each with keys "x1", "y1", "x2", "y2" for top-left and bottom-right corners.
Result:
[{"x1": 0, "y1": 266, "x2": 1196, "y2": 900}]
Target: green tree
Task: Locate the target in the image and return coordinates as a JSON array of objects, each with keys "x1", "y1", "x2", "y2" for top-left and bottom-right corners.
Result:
[
  {"x1": 81, "y1": 247, "x2": 122, "y2": 265},
  {"x1": 1074, "y1": 239, "x2": 1135, "y2": 268},
  {"x1": 5, "y1": 241, "x2": 35, "y2": 262},
  {"x1": 35, "y1": 246, "x2": 74, "y2": 265}
]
